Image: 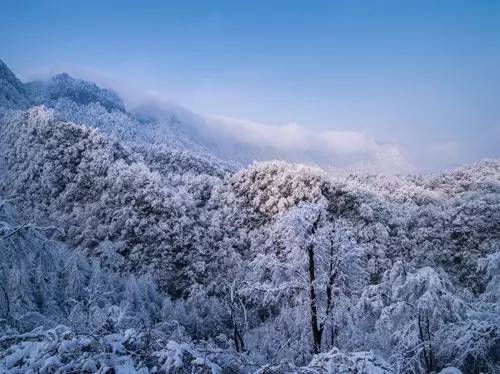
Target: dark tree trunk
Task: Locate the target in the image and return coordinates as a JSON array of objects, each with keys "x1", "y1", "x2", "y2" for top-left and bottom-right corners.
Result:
[
  {"x1": 233, "y1": 325, "x2": 245, "y2": 352},
  {"x1": 0, "y1": 281, "x2": 9, "y2": 320},
  {"x1": 418, "y1": 313, "x2": 433, "y2": 373},
  {"x1": 324, "y1": 240, "x2": 337, "y2": 349},
  {"x1": 230, "y1": 298, "x2": 245, "y2": 353},
  {"x1": 308, "y1": 245, "x2": 322, "y2": 354}
]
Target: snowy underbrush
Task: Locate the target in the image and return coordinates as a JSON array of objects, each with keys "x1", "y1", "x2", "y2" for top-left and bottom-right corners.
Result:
[
  {"x1": 0, "y1": 325, "x2": 420, "y2": 374},
  {"x1": 0, "y1": 327, "x2": 468, "y2": 374},
  {"x1": 0, "y1": 325, "x2": 242, "y2": 373}
]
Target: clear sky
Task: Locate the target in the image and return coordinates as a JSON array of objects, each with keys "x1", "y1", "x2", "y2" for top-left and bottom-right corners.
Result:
[{"x1": 1, "y1": 0, "x2": 499, "y2": 170}]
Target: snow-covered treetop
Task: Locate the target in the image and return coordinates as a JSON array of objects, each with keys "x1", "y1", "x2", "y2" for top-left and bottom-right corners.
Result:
[{"x1": 230, "y1": 161, "x2": 332, "y2": 217}]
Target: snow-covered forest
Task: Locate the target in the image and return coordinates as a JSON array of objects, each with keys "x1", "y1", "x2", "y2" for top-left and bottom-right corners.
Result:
[{"x1": 0, "y1": 59, "x2": 499, "y2": 373}]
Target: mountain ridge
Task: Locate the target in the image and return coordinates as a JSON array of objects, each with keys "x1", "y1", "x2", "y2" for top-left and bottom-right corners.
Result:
[
  {"x1": 0, "y1": 58, "x2": 499, "y2": 373},
  {"x1": 0, "y1": 59, "x2": 413, "y2": 174},
  {"x1": 0, "y1": 59, "x2": 30, "y2": 109}
]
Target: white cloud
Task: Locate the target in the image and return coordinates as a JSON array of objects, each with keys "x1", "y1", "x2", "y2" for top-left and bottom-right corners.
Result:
[
  {"x1": 199, "y1": 115, "x2": 412, "y2": 174},
  {"x1": 22, "y1": 64, "x2": 412, "y2": 174},
  {"x1": 209, "y1": 116, "x2": 375, "y2": 154}
]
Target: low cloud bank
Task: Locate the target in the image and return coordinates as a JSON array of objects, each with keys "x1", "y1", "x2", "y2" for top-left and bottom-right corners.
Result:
[
  {"x1": 24, "y1": 63, "x2": 496, "y2": 174},
  {"x1": 25, "y1": 64, "x2": 413, "y2": 174},
  {"x1": 197, "y1": 115, "x2": 412, "y2": 174},
  {"x1": 132, "y1": 97, "x2": 412, "y2": 174}
]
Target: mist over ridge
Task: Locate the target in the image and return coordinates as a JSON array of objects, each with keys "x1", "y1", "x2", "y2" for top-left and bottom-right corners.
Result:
[{"x1": 0, "y1": 56, "x2": 499, "y2": 374}]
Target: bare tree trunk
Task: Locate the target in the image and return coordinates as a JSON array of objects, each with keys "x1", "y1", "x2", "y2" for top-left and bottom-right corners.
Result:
[
  {"x1": 418, "y1": 313, "x2": 433, "y2": 373},
  {"x1": 323, "y1": 240, "x2": 337, "y2": 349},
  {"x1": 305, "y1": 213, "x2": 325, "y2": 354},
  {"x1": 331, "y1": 325, "x2": 337, "y2": 348},
  {"x1": 0, "y1": 280, "x2": 9, "y2": 320},
  {"x1": 308, "y1": 245, "x2": 322, "y2": 354},
  {"x1": 228, "y1": 282, "x2": 246, "y2": 353},
  {"x1": 234, "y1": 325, "x2": 245, "y2": 352},
  {"x1": 425, "y1": 314, "x2": 434, "y2": 373}
]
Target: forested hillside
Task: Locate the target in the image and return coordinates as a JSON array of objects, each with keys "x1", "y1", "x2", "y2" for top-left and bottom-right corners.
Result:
[{"x1": 0, "y1": 59, "x2": 498, "y2": 373}]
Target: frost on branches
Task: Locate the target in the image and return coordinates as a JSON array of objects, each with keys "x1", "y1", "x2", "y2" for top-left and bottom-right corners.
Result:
[{"x1": 0, "y1": 59, "x2": 499, "y2": 373}]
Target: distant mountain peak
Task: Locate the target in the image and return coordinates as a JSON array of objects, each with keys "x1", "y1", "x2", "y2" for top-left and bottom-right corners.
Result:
[
  {"x1": 0, "y1": 58, "x2": 30, "y2": 109},
  {"x1": 0, "y1": 59, "x2": 125, "y2": 113},
  {"x1": 0, "y1": 59, "x2": 20, "y2": 81},
  {"x1": 42, "y1": 72, "x2": 126, "y2": 112}
]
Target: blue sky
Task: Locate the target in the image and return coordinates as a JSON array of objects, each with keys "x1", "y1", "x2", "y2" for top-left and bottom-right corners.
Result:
[{"x1": 1, "y1": 1, "x2": 499, "y2": 170}]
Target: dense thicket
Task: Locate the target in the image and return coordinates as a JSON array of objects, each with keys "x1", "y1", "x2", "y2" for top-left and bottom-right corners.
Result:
[{"x1": 0, "y1": 59, "x2": 498, "y2": 373}]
